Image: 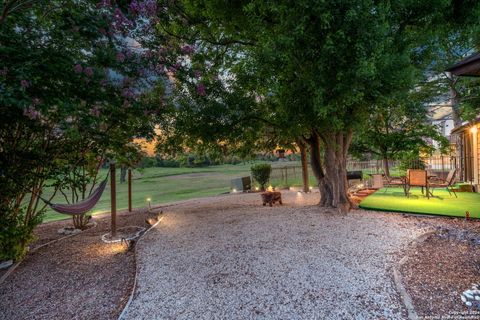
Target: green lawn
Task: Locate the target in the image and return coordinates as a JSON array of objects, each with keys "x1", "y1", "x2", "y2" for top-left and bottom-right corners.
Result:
[
  {"x1": 42, "y1": 162, "x2": 297, "y2": 223},
  {"x1": 359, "y1": 187, "x2": 480, "y2": 219}
]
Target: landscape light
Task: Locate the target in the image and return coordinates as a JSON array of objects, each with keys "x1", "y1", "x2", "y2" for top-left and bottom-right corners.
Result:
[
  {"x1": 255, "y1": 187, "x2": 259, "y2": 191},
  {"x1": 470, "y1": 126, "x2": 478, "y2": 134},
  {"x1": 309, "y1": 186, "x2": 313, "y2": 190},
  {"x1": 232, "y1": 188, "x2": 237, "y2": 193},
  {"x1": 146, "y1": 198, "x2": 151, "y2": 211}
]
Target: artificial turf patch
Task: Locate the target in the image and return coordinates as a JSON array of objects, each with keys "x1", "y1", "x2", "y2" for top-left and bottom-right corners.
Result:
[{"x1": 359, "y1": 187, "x2": 480, "y2": 219}]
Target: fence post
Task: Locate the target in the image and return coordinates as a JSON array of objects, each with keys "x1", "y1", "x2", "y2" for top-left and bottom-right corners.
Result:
[
  {"x1": 128, "y1": 168, "x2": 132, "y2": 212},
  {"x1": 110, "y1": 163, "x2": 117, "y2": 237}
]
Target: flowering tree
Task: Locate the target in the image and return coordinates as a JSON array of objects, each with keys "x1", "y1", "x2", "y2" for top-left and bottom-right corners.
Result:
[{"x1": 0, "y1": 0, "x2": 168, "y2": 260}]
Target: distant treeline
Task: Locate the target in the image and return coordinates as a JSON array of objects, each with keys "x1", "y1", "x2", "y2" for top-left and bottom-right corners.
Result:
[{"x1": 138, "y1": 153, "x2": 301, "y2": 168}]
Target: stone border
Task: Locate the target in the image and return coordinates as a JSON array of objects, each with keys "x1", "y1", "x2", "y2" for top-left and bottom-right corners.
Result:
[
  {"x1": 0, "y1": 221, "x2": 98, "y2": 286},
  {"x1": 392, "y1": 231, "x2": 436, "y2": 320},
  {"x1": 101, "y1": 226, "x2": 146, "y2": 244},
  {"x1": 117, "y1": 216, "x2": 164, "y2": 320}
]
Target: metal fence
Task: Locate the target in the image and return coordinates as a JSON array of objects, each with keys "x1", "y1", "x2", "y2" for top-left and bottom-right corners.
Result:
[{"x1": 269, "y1": 155, "x2": 473, "y2": 187}]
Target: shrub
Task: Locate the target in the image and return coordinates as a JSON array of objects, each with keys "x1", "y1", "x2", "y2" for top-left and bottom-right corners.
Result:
[
  {"x1": 0, "y1": 207, "x2": 42, "y2": 261},
  {"x1": 398, "y1": 153, "x2": 426, "y2": 172},
  {"x1": 251, "y1": 163, "x2": 272, "y2": 191}
]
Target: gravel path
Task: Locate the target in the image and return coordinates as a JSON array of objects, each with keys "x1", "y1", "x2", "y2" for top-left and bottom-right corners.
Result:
[{"x1": 125, "y1": 191, "x2": 430, "y2": 319}]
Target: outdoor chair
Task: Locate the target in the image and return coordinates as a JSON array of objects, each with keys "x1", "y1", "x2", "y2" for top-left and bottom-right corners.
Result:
[
  {"x1": 407, "y1": 169, "x2": 429, "y2": 199},
  {"x1": 429, "y1": 169, "x2": 457, "y2": 198},
  {"x1": 382, "y1": 174, "x2": 407, "y2": 195}
]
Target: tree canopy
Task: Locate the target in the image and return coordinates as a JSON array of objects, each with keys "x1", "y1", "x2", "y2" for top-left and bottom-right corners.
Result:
[{"x1": 151, "y1": 0, "x2": 480, "y2": 212}]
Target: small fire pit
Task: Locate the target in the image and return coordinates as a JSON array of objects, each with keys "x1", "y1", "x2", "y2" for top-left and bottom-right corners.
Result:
[{"x1": 260, "y1": 191, "x2": 282, "y2": 207}]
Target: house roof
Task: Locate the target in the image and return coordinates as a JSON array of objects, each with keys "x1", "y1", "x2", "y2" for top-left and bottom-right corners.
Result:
[
  {"x1": 451, "y1": 116, "x2": 480, "y2": 134},
  {"x1": 446, "y1": 53, "x2": 480, "y2": 77}
]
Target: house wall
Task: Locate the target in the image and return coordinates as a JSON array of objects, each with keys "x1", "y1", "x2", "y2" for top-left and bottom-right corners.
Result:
[{"x1": 476, "y1": 125, "x2": 480, "y2": 189}]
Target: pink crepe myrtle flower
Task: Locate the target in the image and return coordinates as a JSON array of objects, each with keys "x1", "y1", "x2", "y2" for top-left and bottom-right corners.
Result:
[
  {"x1": 143, "y1": 50, "x2": 153, "y2": 59},
  {"x1": 74, "y1": 64, "x2": 83, "y2": 73},
  {"x1": 113, "y1": 8, "x2": 132, "y2": 29},
  {"x1": 97, "y1": 0, "x2": 111, "y2": 8},
  {"x1": 116, "y1": 52, "x2": 126, "y2": 62},
  {"x1": 144, "y1": 0, "x2": 157, "y2": 16},
  {"x1": 196, "y1": 83, "x2": 206, "y2": 96},
  {"x1": 90, "y1": 106, "x2": 101, "y2": 117},
  {"x1": 194, "y1": 70, "x2": 202, "y2": 79},
  {"x1": 24, "y1": 106, "x2": 41, "y2": 120},
  {"x1": 181, "y1": 45, "x2": 194, "y2": 55},
  {"x1": 122, "y1": 100, "x2": 131, "y2": 108},
  {"x1": 155, "y1": 64, "x2": 165, "y2": 74},
  {"x1": 20, "y1": 80, "x2": 30, "y2": 88},
  {"x1": 122, "y1": 88, "x2": 135, "y2": 98},
  {"x1": 122, "y1": 76, "x2": 131, "y2": 86},
  {"x1": 129, "y1": 1, "x2": 141, "y2": 14},
  {"x1": 84, "y1": 67, "x2": 94, "y2": 77},
  {"x1": 167, "y1": 66, "x2": 177, "y2": 74}
]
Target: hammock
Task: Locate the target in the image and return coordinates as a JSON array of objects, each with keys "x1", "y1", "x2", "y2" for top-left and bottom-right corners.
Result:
[{"x1": 49, "y1": 178, "x2": 108, "y2": 216}]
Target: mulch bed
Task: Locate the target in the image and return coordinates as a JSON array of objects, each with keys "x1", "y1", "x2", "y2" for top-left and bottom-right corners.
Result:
[
  {"x1": 0, "y1": 208, "x2": 160, "y2": 320},
  {"x1": 400, "y1": 220, "x2": 480, "y2": 318}
]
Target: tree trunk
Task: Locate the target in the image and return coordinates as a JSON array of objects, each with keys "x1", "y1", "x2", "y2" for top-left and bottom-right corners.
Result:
[
  {"x1": 120, "y1": 166, "x2": 127, "y2": 183},
  {"x1": 448, "y1": 74, "x2": 462, "y2": 127},
  {"x1": 382, "y1": 156, "x2": 390, "y2": 177},
  {"x1": 307, "y1": 130, "x2": 353, "y2": 213},
  {"x1": 297, "y1": 139, "x2": 309, "y2": 193}
]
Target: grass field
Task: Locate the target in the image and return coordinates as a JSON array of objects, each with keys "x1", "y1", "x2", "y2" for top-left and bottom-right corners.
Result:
[
  {"x1": 41, "y1": 162, "x2": 420, "y2": 223},
  {"x1": 359, "y1": 187, "x2": 480, "y2": 219},
  {"x1": 42, "y1": 162, "x2": 305, "y2": 222}
]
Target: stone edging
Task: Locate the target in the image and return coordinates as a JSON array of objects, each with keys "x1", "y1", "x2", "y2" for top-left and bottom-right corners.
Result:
[
  {"x1": 0, "y1": 221, "x2": 98, "y2": 286},
  {"x1": 393, "y1": 231, "x2": 436, "y2": 320},
  {"x1": 117, "y1": 216, "x2": 164, "y2": 320}
]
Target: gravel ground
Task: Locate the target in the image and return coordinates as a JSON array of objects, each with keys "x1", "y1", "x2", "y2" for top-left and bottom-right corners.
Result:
[
  {"x1": 124, "y1": 191, "x2": 432, "y2": 320},
  {"x1": 0, "y1": 208, "x2": 156, "y2": 320}
]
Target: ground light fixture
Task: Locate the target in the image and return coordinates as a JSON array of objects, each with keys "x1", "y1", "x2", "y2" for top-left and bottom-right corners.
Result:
[{"x1": 146, "y1": 197, "x2": 151, "y2": 211}]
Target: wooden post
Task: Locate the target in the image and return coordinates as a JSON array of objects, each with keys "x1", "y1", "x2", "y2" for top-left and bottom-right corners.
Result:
[
  {"x1": 110, "y1": 163, "x2": 116, "y2": 237},
  {"x1": 299, "y1": 140, "x2": 309, "y2": 193},
  {"x1": 128, "y1": 168, "x2": 132, "y2": 212}
]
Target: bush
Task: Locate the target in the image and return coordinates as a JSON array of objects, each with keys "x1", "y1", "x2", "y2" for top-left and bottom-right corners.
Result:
[
  {"x1": 138, "y1": 156, "x2": 156, "y2": 168},
  {"x1": 398, "y1": 153, "x2": 426, "y2": 172},
  {"x1": 251, "y1": 163, "x2": 272, "y2": 191},
  {"x1": 0, "y1": 207, "x2": 42, "y2": 261}
]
